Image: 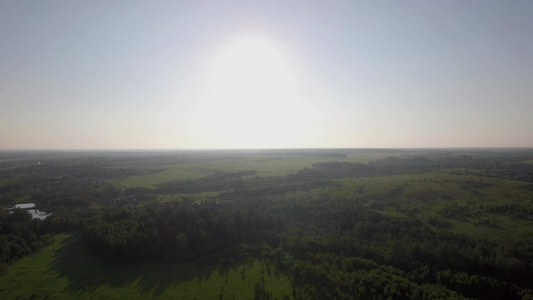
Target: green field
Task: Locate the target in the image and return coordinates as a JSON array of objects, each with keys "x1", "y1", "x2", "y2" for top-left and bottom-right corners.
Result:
[
  {"x1": 118, "y1": 152, "x2": 401, "y2": 188},
  {"x1": 0, "y1": 233, "x2": 293, "y2": 300},
  {"x1": 119, "y1": 163, "x2": 212, "y2": 188}
]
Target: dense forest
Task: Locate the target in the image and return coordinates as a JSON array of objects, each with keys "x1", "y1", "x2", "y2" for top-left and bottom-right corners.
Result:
[{"x1": 1, "y1": 149, "x2": 533, "y2": 299}]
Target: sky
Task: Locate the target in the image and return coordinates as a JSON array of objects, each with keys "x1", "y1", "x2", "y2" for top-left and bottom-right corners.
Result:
[{"x1": 1, "y1": 1, "x2": 532, "y2": 150}]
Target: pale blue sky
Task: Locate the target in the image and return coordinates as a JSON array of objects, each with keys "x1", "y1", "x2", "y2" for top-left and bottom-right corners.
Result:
[{"x1": 1, "y1": 1, "x2": 532, "y2": 149}]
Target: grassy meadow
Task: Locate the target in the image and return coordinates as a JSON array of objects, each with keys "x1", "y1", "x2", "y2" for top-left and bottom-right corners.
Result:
[
  {"x1": 117, "y1": 151, "x2": 402, "y2": 188},
  {"x1": 0, "y1": 233, "x2": 292, "y2": 300}
]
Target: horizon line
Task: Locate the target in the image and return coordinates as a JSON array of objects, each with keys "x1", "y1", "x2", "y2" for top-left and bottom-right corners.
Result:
[{"x1": 1, "y1": 147, "x2": 533, "y2": 152}]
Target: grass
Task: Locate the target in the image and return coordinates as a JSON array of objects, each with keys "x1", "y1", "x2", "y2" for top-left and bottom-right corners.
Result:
[
  {"x1": 117, "y1": 153, "x2": 398, "y2": 188},
  {"x1": 120, "y1": 164, "x2": 211, "y2": 188},
  {"x1": 0, "y1": 233, "x2": 293, "y2": 300},
  {"x1": 156, "y1": 192, "x2": 220, "y2": 202}
]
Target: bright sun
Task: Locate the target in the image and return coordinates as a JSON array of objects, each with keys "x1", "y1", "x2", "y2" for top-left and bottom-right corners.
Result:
[{"x1": 196, "y1": 37, "x2": 308, "y2": 148}]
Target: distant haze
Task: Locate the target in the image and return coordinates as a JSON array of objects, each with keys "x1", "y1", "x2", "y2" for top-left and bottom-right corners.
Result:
[{"x1": 1, "y1": 1, "x2": 532, "y2": 149}]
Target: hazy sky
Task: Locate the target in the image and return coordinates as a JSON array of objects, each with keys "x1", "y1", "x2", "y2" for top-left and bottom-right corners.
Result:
[{"x1": 1, "y1": 1, "x2": 532, "y2": 149}]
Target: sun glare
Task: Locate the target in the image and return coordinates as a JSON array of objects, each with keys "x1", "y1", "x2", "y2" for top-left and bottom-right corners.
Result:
[{"x1": 196, "y1": 37, "x2": 308, "y2": 148}]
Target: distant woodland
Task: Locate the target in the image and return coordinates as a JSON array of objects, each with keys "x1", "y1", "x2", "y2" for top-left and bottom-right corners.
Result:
[{"x1": 2, "y1": 149, "x2": 533, "y2": 299}]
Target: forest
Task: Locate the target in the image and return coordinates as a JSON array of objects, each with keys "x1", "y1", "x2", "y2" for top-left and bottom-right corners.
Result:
[{"x1": 1, "y1": 149, "x2": 533, "y2": 299}]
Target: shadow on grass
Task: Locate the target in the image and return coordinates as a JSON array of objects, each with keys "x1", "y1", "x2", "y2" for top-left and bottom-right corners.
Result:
[{"x1": 50, "y1": 233, "x2": 240, "y2": 297}]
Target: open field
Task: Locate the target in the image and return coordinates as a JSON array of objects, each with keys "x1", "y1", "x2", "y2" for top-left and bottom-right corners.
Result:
[
  {"x1": 118, "y1": 151, "x2": 404, "y2": 188},
  {"x1": 0, "y1": 233, "x2": 292, "y2": 300},
  {"x1": 119, "y1": 163, "x2": 212, "y2": 188}
]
